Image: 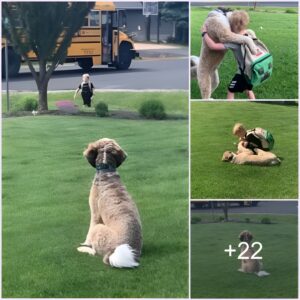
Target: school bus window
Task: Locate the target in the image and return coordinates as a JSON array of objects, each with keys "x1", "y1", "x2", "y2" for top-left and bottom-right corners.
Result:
[
  {"x1": 83, "y1": 16, "x2": 88, "y2": 26},
  {"x1": 90, "y1": 11, "x2": 99, "y2": 26}
]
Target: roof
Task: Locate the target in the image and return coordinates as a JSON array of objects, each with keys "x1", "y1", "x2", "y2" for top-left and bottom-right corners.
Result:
[{"x1": 115, "y1": 2, "x2": 143, "y2": 10}]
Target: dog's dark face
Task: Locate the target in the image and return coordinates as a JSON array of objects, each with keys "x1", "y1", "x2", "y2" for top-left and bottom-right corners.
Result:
[
  {"x1": 83, "y1": 138, "x2": 127, "y2": 168},
  {"x1": 222, "y1": 151, "x2": 234, "y2": 162},
  {"x1": 239, "y1": 230, "x2": 253, "y2": 243}
]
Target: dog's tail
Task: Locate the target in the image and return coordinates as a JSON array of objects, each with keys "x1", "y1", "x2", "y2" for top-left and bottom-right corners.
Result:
[
  {"x1": 256, "y1": 270, "x2": 270, "y2": 277},
  {"x1": 109, "y1": 244, "x2": 139, "y2": 268}
]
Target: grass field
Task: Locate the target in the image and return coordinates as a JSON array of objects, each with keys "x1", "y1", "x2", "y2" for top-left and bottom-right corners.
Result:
[
  {"x1": 191, "y1": 212, "x2": 298, "y2": 298},
  {"x1": 2, "y1": 90, "x2": 188, "y2": 116},
  {"x1": 2, "y1": 99, "x2": 188, "y2": 296},
  {"x1": 191, "y1": 102, "x2": 298, "y2": 199},
  {"x1": 190, "y1": 6, "x2": 298, "y2": 99}
]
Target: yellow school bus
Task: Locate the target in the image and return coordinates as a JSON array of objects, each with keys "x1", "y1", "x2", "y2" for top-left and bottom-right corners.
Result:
[{"x1": 2, "y1": 2, "x2": 139, "y2": 76}]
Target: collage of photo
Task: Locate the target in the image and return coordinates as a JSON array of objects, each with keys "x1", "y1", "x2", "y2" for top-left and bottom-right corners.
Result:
[{"x1": 1, "y1": 0, "x2": 298, "y2": 299}]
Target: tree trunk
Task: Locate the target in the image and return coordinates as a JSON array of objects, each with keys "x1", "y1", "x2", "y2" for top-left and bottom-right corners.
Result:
[
  {"x1": 38, "y1": 82, "x2": 48, "y2": 111},
  {"x1": 37, "y1": 60, "x2": 49, "y2": 111},
  {"x1": 223, "y1": 202, "x2": 229, "y2": 221}
]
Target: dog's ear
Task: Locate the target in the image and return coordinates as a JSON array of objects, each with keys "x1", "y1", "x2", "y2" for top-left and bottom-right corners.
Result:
[
  {"x1": 109, "y1": 145, "x2": 127, "y2": 167},
  {"x1": 83, "y1": 143, "x2": 98, "y2": 168},
  {"x1": 239, "y1": 231, "x2": 245, "y2": 241}
]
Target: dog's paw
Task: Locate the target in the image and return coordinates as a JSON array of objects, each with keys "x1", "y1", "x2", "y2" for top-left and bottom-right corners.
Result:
[{"x1": 77, "y1": 246, "x2": 96, "y2": 255}]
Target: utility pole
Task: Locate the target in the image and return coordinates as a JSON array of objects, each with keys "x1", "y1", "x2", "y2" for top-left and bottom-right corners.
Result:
[{"x1": 5, "y1": 40, "x2": 10, "y2": 112}]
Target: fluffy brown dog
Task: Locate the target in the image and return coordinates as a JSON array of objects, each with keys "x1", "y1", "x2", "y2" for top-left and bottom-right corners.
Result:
[
  {"x1": 197, "y1": 9, "x2": 257, "y2": 99},
  {"x1": 238, "y1": 230, "x2": 270, "y2": 277},
  {"x1": 77, "y1": 138, "x2": 142, "y2": 268},
  {"x1": 222, "y1": 142, "x2": 281, "y2": 166}
]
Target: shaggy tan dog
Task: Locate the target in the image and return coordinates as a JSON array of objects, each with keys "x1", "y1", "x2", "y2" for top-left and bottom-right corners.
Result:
[
  {"x1": 197, "y1": 9, "x2": 257, "y2": 99},
  {"x1": 222, "y1": 142, "x2": 280, "y2": 166},
  {"x1": 77, "y1": 138, "x2": 142, "y2": 268},
  {"x1": 238, "y1": 230, "x2": 270, "y2": 277}
]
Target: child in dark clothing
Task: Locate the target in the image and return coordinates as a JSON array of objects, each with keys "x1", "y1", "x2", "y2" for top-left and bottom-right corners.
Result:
[
  {"x1": 74, "y1": 73, "x2": 94, "y2": 107},
  {"x1": 233, "y1": 123, "x2": 274, "y2": 151}
]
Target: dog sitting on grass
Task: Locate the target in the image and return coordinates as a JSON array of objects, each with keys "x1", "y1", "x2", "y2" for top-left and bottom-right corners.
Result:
[
  {"x1": 238, "y1": 230, "x2": 270, "y2": 277},
  {"x1": 77, "y1": 138, "x2": 142, "y2": 268}
]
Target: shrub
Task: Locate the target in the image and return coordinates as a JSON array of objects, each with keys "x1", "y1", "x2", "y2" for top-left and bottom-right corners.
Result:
[
  {"x1": 191, "y1": 216, "x2": 201, "y2": 224},
  {"x1": 95, "y1": 101, "x2": 108, "y2": 117},
  {"x1": 245, "y1": 218, "x2": 251, "y2": 223},
  {"x1": 261, "y1": 217, "x2": 271, "y2": 224},
  {"x1": 139, "y1": 100, "x2": 166, "y2": 120},
  {"x1": 15, "y1": 97, "x2": 38, "y2": 111},
  {"x1": 285, "y1": 8, "x2": 297, "y2": 14}
]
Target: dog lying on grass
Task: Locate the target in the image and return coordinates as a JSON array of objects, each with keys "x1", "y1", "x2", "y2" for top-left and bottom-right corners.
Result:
[
  {"x1": 77, "y1": 138, "x2": 142, "y2": 268},
  {"x1": 222, "y1": 142, "x2": 281, "y2": 166},
  {"x1": 238, "y1": 230, "x2": 270, "y2": 277},
  {"x1": 197, "y1": 9, "x2": 257, "y2": 99}
]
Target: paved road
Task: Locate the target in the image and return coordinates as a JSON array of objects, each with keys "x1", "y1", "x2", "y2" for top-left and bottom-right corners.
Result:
[
  {"x1": 2, "y1": 58, "x2": 188, "y2": 91},
  {"x1": 192, "y1": 201, "x2": 298, "y2": 215}
]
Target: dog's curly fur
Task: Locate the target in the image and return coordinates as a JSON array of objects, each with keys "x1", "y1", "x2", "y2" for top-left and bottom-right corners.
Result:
[
  {"x1": 77, "y1": 138, "x2": 142, "y2": 268},
  {"x1": 196, "y1": 10, "x2": 257, "y2": 99},
  {"x1": 222, "y1": 142, "x2": 281, "y2": 166},
  {"x1": 238, "y1": 230, "x2": 270, "y2": 277}
]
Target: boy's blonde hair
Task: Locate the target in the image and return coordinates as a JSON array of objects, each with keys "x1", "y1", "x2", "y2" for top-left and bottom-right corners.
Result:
[
  {"x1": 229, "y1": 10, "x2": 250, "y2": 33},
  {"x1": 233, "y1": 123, "x2": 246, "y2": 135},
  {"x1": 82, "y1": 73, "x2": 90, "y2": 81}
]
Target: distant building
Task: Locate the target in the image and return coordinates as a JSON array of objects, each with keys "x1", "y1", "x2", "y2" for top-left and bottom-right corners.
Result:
[{"x1": 115, "y1": 2, "x2": 188, "y2": 44}]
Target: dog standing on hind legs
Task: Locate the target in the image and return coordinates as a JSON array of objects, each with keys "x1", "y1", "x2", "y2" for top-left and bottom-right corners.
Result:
[
  {"x1": 197, "y1": 9, "x2": 257, "y2": 99},
  {"x1": 238, "y1": 230, "x2": 270, "y2": 277},
  {"x1": 77, "y1": 138, "x2": 142, "y2": 268}
]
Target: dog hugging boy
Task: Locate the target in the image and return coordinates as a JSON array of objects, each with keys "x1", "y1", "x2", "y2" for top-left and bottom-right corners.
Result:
[{"x1": 201, "y1": 10, "x2": 256, "y2": 100}]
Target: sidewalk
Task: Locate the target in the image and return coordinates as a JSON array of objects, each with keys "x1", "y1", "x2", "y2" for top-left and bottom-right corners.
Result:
[{"x1": 134, "y1": 42, "x2": 189, "y2": 59}]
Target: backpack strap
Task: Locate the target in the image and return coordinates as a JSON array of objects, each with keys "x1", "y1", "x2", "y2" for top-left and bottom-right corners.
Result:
[{"x1": 81, "y1": 81, "x2": 93, "y2": 92}]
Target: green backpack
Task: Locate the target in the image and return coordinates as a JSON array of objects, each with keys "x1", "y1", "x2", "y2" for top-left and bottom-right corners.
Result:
[
  {"x1": 241, "y1": 39, "x2": 273, "y2": 87},
  {"x1": 246, "y1": 127, "x2": 274, "y2": 151}
]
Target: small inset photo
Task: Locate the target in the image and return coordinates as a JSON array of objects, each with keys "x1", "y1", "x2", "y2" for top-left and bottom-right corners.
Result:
[
  {"x1": 190, "y1": 201, "x2": 298, "y2": 298},
  {"x1": 191, "y1": 101, "x2": 298, "y2": 199},
  {"x1": 190, "y1": 1, "x2": 298, "y2": 99}
]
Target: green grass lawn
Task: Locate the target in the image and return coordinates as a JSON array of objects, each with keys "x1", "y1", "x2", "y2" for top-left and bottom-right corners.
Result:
[
  {"x1": 2, "y1": 114, "x2": 188, "y2": 297},
  {"x1": 2, "y1": 90, "x2": 188, "y2": 116},
  {"x1": 191, "y1": 102, "x2": 298, "y2": 199},
  {"x1": 191, "y1": 213, "x2": 298, "y2": 298},
  {"x1": 191, "y1": 7, "x2": 298, "y2": 99}
]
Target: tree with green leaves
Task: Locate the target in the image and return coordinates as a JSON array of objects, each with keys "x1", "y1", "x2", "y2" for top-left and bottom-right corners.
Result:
[
  {"x1": 160, "y1": 2, "x2": 189, "y2": 44},
  {"x1": 2, "y1": 2, "x2": 94, "y2": 110}
]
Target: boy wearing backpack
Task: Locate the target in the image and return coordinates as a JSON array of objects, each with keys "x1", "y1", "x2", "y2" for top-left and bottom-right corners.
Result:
[
  {"x1": 74, "y1": 73, "x2": 94, "y2": 107},
  {"x1": 233, "y1": 123, "x2": 274, "y2": 151},
  {"x1": 202, "y1": 16, "x2": 272, "y2": 99},
  {"x1": 202, "y1": 19, "x2": 255, "y2": 99}
]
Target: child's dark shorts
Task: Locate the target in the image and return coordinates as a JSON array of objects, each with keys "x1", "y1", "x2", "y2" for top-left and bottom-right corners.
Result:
[{"x1": 228, "y1": 74, "x2": 253, "y2": 93}]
